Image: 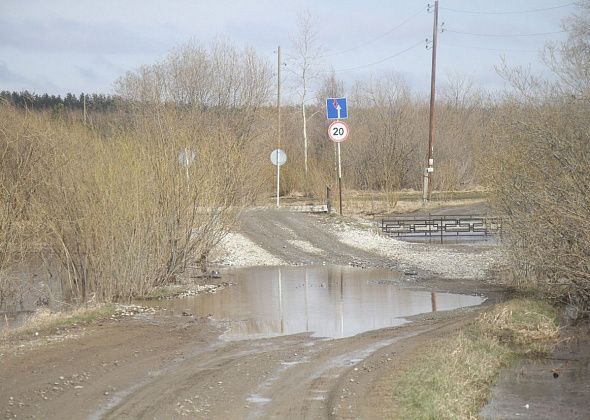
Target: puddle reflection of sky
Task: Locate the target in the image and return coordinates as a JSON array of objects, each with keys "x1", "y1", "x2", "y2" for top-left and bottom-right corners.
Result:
[{"x1": 152, "y1": 266, "x2": 484, "y2": 340}]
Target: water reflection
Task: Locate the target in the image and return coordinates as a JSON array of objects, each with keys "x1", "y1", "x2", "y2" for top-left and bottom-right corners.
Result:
[{"x1": 149, "y1": 266, "x2": 484, "y2": 340}]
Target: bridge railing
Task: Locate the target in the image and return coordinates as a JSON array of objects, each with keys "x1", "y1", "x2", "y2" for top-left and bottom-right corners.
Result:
[{"x1": 380, "y1": 214, "x2": 502, "y2": 243}]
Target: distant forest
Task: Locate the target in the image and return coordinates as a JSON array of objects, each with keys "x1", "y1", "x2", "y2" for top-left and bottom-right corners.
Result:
[{"x1": 0, "y1": 90, "x2": 119, "y2": 111}]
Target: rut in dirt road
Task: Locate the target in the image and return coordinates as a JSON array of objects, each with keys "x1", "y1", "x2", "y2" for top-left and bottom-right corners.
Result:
[{"x1": 94, "y1": 316, "x2": 473, "y2": 419}]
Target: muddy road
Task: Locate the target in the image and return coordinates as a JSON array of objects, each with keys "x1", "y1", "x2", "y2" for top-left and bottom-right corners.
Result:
[{"x1": 1, "y1": 209, "x2": 502, "y2": 419}]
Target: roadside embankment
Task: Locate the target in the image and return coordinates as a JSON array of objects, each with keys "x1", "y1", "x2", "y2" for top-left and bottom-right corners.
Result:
[{"x1": 387, "y1": 298, "x2": 559, "y2": 419}]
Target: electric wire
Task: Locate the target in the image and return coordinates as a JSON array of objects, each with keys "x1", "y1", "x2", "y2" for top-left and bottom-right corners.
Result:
[
  {"x1": 328, "y1": 40, "x2": 425, "y2": 73},
  {"x1": 444, "y1": 29, "x2": 567, "y2": 38},
  {"x1": 440, "y1": 2, "x2": 575, "y2": 15},
  {"x1": 295, "y1": 2, "x2": 566, "y2": 78},
  {"x1": 443, "y1": 42, "x2": 540, "y2": 53},
  {"x1": 321, "y1": 7, "x2": 426, "y2": 58}
]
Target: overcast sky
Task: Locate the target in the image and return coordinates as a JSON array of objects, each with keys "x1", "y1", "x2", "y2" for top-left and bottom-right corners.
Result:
[{"x1": 0, "y1": 0, "x2": 575, "y2": 98}]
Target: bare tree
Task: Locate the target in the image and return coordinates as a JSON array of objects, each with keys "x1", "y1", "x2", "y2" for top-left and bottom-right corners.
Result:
[
  {"x1": 347, "y1": 74, "x2": 419, "y2": 210},
  {"x1": 543, "y1": 0, "x2": 590, "y2": 99},
  {"x1": 316, "y1": 70, "x2": 344, "y2": 105},
  {"x1": 115, "y1": 39, "x2": 273, "y2": 110},
  {"x1": 290, "y1": 10, "x2": 323, "y2": 180}
]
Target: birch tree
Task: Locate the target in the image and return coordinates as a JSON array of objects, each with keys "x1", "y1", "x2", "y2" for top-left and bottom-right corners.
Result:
[{"x1": 290, "y1": 11, "x2": 323, "y2": 179}]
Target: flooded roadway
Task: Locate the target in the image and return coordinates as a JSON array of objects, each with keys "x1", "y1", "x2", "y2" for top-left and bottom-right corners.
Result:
[{"x1": 144, "y1": 266, "x2": 485, "y2": 340}]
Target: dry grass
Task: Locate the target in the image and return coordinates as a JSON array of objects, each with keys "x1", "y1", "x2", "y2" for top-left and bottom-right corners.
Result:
[
  {"x1": 391, "y1": 299, "x2": 558, "y2": 419},
  {"x1": 1, "y1": 304, "x2": 115, "y2": 341},
  {"x1": 476, "y1": 299, "x2": 559, "y2": 355},
  {"x1": 278, "y1": 189, "x2": 489, "y2": 217}
]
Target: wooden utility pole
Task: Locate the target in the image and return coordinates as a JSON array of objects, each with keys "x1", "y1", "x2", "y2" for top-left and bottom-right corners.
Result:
[
  {"x1": 425, "y1": 0, "x2": 439, "y2": 202},
  {"x1": 276, "y1": 46, "x2": 282, "y2": 208}
]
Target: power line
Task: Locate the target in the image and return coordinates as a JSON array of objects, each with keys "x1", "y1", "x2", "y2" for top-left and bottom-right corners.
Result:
[
  {"x1": 443, "y1": 43, "x2": 539, "y2": 53},
  {"x1": 321, "y1": 7, "x2": 426, "y2": 58},
  {"x1": 327, "y1": 40, "x2": 425, "y2": 73},
  {"x1": 445, "y1": 29, "x2": 567, "y2": 38},
  {"x1": 441, "y1": 2, "x2": 574, "y2": 15}
]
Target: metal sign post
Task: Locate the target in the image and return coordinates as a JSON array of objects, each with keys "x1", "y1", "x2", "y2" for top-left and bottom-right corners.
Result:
[
  {"x1": 276, "y1": 45, "x2": 283, "y2": 208},
  {"x1": 338, "y1": 142, "x2": 343, "y2": 215},
  {"x1": 270, "y1": 149, "x2": 287, "y2": 207},
  {"x1": 328, "y1": 120, "x2": 349, "y2": 215},
  {"x1": 327, "y1": 97, "x2": 349, "y2": 215}
]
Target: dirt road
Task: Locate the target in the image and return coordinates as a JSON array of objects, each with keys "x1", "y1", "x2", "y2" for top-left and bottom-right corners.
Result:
[{"x1": 1, "y1": 209, "x2": 501, "y2": 419}]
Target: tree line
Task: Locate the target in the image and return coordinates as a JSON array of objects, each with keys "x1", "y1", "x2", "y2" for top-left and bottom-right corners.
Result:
[{"x1": 0, "y1": 90, "x2": 119, "y2": 112}]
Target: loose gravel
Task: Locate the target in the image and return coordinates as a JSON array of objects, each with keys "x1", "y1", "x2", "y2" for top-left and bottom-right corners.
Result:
[
  {"x1": 214, "y1": 212, "x2": 503, "y2": 280},
  {"x1": 330, "y1": 222, "x2": 502, "y2": 279},
  {"x1": 286, "y1": 239, "x2": 325, "y2": 255},
  {"x1": 212, "y1": 232, "x2": 285, "y2": 267}
]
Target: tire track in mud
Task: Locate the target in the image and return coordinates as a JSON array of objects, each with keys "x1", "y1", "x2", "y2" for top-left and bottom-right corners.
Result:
[
  {"x1": 89, "y1": 318, "x2": 466, "y2": 419},
  {"x1": 96, "y1": 316, "x2": 473, "y2": 419}
]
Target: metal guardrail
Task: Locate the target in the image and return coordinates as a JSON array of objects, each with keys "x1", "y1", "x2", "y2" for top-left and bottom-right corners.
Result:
[{"x1": 380, "y1": 214, "x2": 502, "y2": 243}]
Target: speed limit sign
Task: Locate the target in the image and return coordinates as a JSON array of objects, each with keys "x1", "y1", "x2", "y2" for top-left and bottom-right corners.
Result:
[{"x1": 328, "y1": 121, "x2": 349, "y2": 143}]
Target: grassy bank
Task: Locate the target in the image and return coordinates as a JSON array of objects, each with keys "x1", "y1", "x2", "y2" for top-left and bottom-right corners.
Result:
[
  {"x1": 391, "y1": 299, "x2": 559, "y2": 419},
  {"x1": 1, "y1": 304, "x2": 116, "y2": 341}
]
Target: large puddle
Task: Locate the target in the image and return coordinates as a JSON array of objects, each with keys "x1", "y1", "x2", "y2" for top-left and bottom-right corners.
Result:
[{"x1": 144, "y1": 266, "x2": 485, "y2": 340}]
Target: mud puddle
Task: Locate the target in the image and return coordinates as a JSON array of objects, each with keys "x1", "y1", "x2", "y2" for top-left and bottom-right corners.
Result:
[
  {"x1": 481, "y1": 325, "x2": 590, "y2": 419},
  {"x1": 142, "y1": 266, "x2": 484, "y2": 340}
]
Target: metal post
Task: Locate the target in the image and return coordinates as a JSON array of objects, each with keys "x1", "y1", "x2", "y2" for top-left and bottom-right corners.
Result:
[
  {"x1": 339, "y1": 269, "x2": 344, "y2": 337},
  {"x1": 337, "y1": 142, "x2": 343, "y2": 215},
  {"x1": 422, "y1": 168, "x2": 429, "y2": 204},
  {"x1": 426, "y1": 0, "x2": 439, "y2": 201},
  {"x1": 276, "y1": 46, "x2": 282, "y2": 208},
  {"x1": 304, "y1": 268, "x2": 309, "y2": 332},
  {"x1": 278, "y1": 268, "x2": 283, "y2": 334}
]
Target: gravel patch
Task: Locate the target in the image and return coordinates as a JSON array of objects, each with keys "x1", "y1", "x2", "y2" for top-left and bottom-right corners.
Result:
[
  {"x1": 212, "y1": 212, "x2": 502, "y2": 279},
  {"x1": 331, "y1": 222, "x2": 502, "y2": 279},
  {"x1": 287, "y1": 239, "x2": 325, "y2": 255},
  {"x1": 212, "y1": 232, "x2": 285, "y2": 267}
]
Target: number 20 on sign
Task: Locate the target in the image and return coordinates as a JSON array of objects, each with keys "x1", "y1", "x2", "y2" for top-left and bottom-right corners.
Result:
[{"x1": 328, "y1": 121, "x2": 349, "y2": 143}]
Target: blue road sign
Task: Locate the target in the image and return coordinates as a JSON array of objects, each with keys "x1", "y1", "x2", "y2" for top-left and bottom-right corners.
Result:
[{"x1": 326, "y1": 98, "x2": 348, "y2": 119}]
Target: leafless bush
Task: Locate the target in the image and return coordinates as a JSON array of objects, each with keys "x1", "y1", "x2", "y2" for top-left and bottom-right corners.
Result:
[
  {"x1": 0, "y1": 107, "x2": 44, "y2": 306},
  {"x1": 0, "y1": 38, "x2": 275, "y2": 304},
  {"x1": 489, "y1": 96, "x2": 590, "y2": 310},
  {"x1": 347, "y1": 76, "x2": 421, "y2": 199},
  {"x1": 488, "y1": 2, "x2": 590, "y2": 311},
  {"x1": 0, "y1": 102, "x2": 268, "y2": 303}
]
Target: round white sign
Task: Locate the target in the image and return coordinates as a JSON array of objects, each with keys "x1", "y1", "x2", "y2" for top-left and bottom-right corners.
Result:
[
  {"x1": 328, "y1": 121, "x2": 349, "y2": 143},
  {"x1": 270, "y1": 149, "x2": 287, "y2": 166}
]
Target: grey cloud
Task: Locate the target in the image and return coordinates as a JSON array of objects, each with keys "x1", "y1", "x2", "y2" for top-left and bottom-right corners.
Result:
[
  {"x1": 76, "y1": 65, "x2": 98, "y2": 81},
  {"x1": 0, "y1": 61, "x2": 60, "y2": 92},
  {"x1": 224, "y1": 21, "x2": 283, "y2": 50},
  {"x1": 0, "y1": 61, "x2": 30, "y2": 84},
  {"x1": 0, "y1": 18, "x2": 174, "y2": 55}
]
